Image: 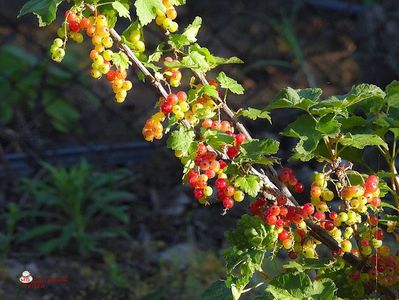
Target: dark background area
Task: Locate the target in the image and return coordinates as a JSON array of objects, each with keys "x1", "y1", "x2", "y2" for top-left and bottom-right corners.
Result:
[{"x1": 0, "y1": 0, "x2": 398, "y2": 299}]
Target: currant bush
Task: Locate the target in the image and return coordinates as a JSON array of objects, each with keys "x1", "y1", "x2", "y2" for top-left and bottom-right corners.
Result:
[{"x1": 20, "y1": 0, "x2": 399, "y2": 299}]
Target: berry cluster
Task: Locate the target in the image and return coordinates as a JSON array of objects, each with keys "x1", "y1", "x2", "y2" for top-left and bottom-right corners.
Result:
[
  {"x1": 155, "y1": 0, "x2": 178, "y2": 33},
  {"x1": 250, "y1": 195, "x2": 319, "y2": 258},
  {"x1": 128, "y1": 29, "x2": 146, "y2": 58},
  {"x1": 187, "y1": 143, "x2": 244, "y2": 209},
  {"x1": 164, "y1": 57, "x2": 182, "y2": 87},
  {"x1": 142, "y1": 91, "x2": 187, "y2": 141},
  {"x1": 278, "y1": 167, "x2": 304, "y2": 193},
  {"x1": 50, "y1": 38, "x2": 65, "y2": 62},
  {"x1": 51, "y1": 10, "x2": 134, "y2": 103}
]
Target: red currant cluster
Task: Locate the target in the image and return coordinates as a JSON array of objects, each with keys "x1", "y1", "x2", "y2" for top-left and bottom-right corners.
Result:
[
  {"x1": 164, "y1": 57, "x2": 182, "y2": 87},
  {"x1": 349, "y1": 246, "x2": 399, "y2": 287},
  {"x1": 250, "y1": 195, "x2": 318, "y2": 257},
  {"x1": 155, "y1": 0, "x2": 179, "y2": 33},
  {"x1": 51, "y1": 10, "x2": 133, "y2": 103},
  {"x1": 278, "y1": 167, "x2": 304, "y2": 193},
  {"x1": 187, "y1": 143, "x2": 244, "y2": 209},
  {"x1": 142, "y1": 91, "x2": 187, "y2": 141},
  {"x1": 50, "y1": 10, "x2": 85, "y2": 61}
]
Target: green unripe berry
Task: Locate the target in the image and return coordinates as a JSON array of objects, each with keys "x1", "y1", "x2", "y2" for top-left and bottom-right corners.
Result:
[
  {"x1": 134, "y1": 40, "x2": 146, "y2": 53},
  {"x1": 314, "y1": 172, "x2": 325, "y2": 187}
]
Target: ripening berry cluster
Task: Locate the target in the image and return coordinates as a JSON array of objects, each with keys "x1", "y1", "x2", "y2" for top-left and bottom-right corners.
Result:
[
  {"x1": 142, "y1": 91, "x2": 187, "y2": 141},
  {"x1": 250, "y1": 195, "x2": 319, "y2": 258},
  {"x1": 187, "y1": 143, "x2": 245, "y2": 209},
  {"x1": 252, "y1": 168, "x2": 398, "y2": 286},
  {"x1": 51, "y1": 10, "x2": 133, "y2": 103},
  {"x1": 164, "y1": 57, "x2": 182, "y2": 87},
  {"x1": 128, "y1": 29, "x2": 146, "y2": 58},
  {"x1": 50, "y1": 10, "x2": 86, "y2": 62},
  {"x1": 155, "y1": 0, "x2": 179, "y2": 33},
  {"x1": 278, "y1": 167, "x2": 304, "y2": 193}
]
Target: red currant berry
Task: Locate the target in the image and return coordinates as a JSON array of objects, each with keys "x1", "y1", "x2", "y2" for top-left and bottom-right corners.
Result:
[
  {"x1": 276, "y1": 195, "x2": 287, "y2": 205},
  {"x1": 167, "y1": 93, "x2": 178, "y2": 105},
  {"x1": 279, "y1": 206, "x2": 288, "y2": 216},
  {"x1": 226, "y1": 146, "x2": 239, "y2": 159},
  {"x1": 176, "y1": 91, "x2": 187, "y2": 102},
  {"x1": 294, "y1": 182, "x2": 304, "y2": 193},
  {"x1": 374, "y1": 229, "x2": 384, "y2": 240},
  {"x1": 69, "y1": 20, "x2": 80, "y2": 32},
  {"x1": 329, "y1": 211, "x2": 338, "y2": 220},
  {"x1": 215, "y1": 178, "x2": 227, "y2": 190},
  {"x1": 288, "y1": 251, "x2": 298, "y2": 260},
  {"x1": 194, "y1": 189, "x2": 204, "y2": 200},
  {"x1": 324, "y1": 221, "x2": 334, "y2": 231},
  {"x1": 314, "y1": 211, "x2": 325, "y2": 220},
  {"x1": 303, "y1": 203, "x2": 315, "y2": 216},
  {"x1": 279, "y1": 167, "x2": 293, "y2": 182},
  {"x1": 160, "y1": 102, "x2": 173, "y2": 114},
  {"x1": 266, "y1": 214, "x2": 277, "y2": 225},
  {"x1": 222, "y1": 197, "x2": 234, "y2": 209},
  {"x1": 219, "y1": 160, "x2": 227, "y2": 169},
  {"x1": 235, "y1": 133, "x2": 246, "y2": 146},
  {"x1": 368, "y1": 215, "x2": 378, "y2": 226},
  {"x1": 278, "y1": 230, "x2": 289, "y2": 241}
]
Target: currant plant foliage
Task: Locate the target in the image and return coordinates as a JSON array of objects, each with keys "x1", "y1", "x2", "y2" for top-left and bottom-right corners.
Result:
[{"x1": 19, "y1": 0, "x2": 399, "y2": 299}]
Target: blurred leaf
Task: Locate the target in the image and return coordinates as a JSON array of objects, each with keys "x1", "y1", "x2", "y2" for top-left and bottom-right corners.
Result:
[
  {"x1": 201, "y1": 281, "x2": 233, "y2": 300},
  {"x1": 17, "y1": 224, "x2": 60, "y2": 243},
  {"x1": 18, "y1": 0, "x2": 63, "y2": 26}
]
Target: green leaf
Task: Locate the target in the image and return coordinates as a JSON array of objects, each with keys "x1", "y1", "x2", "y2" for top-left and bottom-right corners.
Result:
[
  {"x1": 234, "y1": 175, "x2": 260, "y2": 197},
  {"x1": 112, "y1": 52, "x2": 131, "y2": 70},
  {"x1": 148, "y1": 44, "x2": 164, "y2": 63},
  {"x1": 165, "y1": 44, "x2": 243, "y2": 71},
  {"x1": 202, "y1": 130, "x2": 235, "y2": 152},
  {"x1": 339, "y1": 134, "x2": 388, "y2": 150},
  {"x1": 385, "y1": 80, "x2": 399, "y2": 109},
  {"x1": 315, "y1": 114, "x2": 341, "y2": 137},
  {"x1": 134, "y1": 0, "x2": 165, "y2": 26},
  {"x1": 380, "y1": 214, "x2": 399, "y2": 223},
  {"x1": 224, "y1": 215, "x2": 278, "y2": 299},
  {"x1": 17, "y1": 224, "x2": 60, "y2": 243},
  {"x1": 200, "y1": 281, "x2": 233, "y2": 300},
  {"x1": 182, "y1": 16, "x2": 202, "y2": 43},
  {"x1": 168, "y1": 17, "x2": 202, "y2": 50},
  {"x1": 266, "y1": 272, "x2": 312, "y2": 300},
  {"x1": 166, "y1": 126, "x2": 195, "y2": 156},
  {"x1": 240, "y1": 139, "x2": 280, "y2": 161},
  {"x1": 213, "y1": 56, "x2": 244, "y2": 66},
  {"x1": 18, "y1": 0, "x2": 63, "y2": 27},
  {"x1": 112, "y1": 1, "x2": 131, "y2": 20},
  {"x1": 267, "y1": 87, "x2": 320, "y2": 111},
  {"x1": 283, "y1": 258, "x2": 333, "y2": 272},
  {"x1": 238, "y1": 108, "x2": 271, "y2": 122},
  {"x1": 44, "y1": 98, "x2": 80, "y2": 133},
  {"x1": 216, "y1": 72, "x2": 244, "y2": 95},
  {"x1": 170, "y1": 0, "x2": 186, "y2": 5},
  {"x1": 266, "y1": 272, "x2": 337, "y2": 300},
  {"x1": 308, "y1": 278, "x2": 338, "y2": 300},
  {"x1": 282, "y1": 114, "x2": 323, "y2": 162}
]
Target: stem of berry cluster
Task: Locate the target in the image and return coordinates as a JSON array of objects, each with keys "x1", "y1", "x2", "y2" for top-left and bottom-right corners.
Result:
[{"x1": 85, "y1": 4, "x2": 396, "y2": 299}]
